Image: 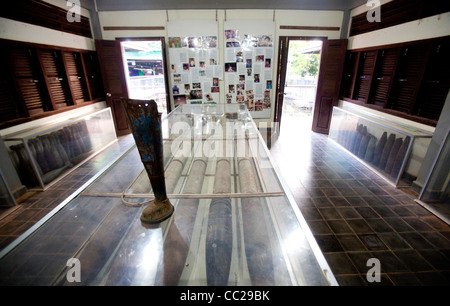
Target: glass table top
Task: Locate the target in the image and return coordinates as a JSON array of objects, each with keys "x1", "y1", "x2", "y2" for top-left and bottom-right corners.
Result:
[{"x1": 0, "y1": 103, "x2": 336, "y2": 286}]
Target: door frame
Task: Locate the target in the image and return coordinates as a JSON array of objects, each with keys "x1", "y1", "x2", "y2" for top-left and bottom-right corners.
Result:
[
  {"x1": 116, "y1": 37, "x2": 172, "y2": 114},
  {"x1": 274, "y1": 36, "x2": 326, "y2": 127}
]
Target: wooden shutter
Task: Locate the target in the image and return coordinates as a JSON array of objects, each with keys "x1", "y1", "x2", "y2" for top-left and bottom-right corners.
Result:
[
  {"x1": 415, "y1": 40, "x2": 450, "y2": 120},
  {"x1": 82, "y1": 52, "x2": 105, "y2": 100},
  {"x1": 6, "y1": 46, "x2": 51, "y2": 116},
  {"x1": 388, "y1": 44, "x2": 430, "y2": 114},
  {"x1": 369, "y1": 48, "x2": 400, "y2": 107},
  {"x1": 0, "y1": 59, "x2": 21, "y2": 121},
  {"x1": 38, "y1": 49, "x2": 73, "y2": 109},
  {"x1": 340, "y1": 51, "x2": 359, "y2": 99},
  {"x1": 63, "y1": 51, "x2": 89, "y2": 104},
  {"x1": 353, "y1": 50, "x2": 377, "y2": 102}
]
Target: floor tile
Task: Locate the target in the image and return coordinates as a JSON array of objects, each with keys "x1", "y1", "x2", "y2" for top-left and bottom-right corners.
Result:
[
  {"x1": 314, "y1": 235, "x2": 344, "y2": 252},
  {"x1": 323, "y1": 252, "x2": 358, "y2": 274},
  {"x1": 327, "y1": 220, "x2": 353, "y2": 234},
  {"x1": 359, "y1": 234, "x2": 387, "y2": 250},
  {"x1": 335, "y1": 234, "x2": 367, "y2": 251},
  {"x1": 378, "y1": 232, "x2": 411, "y2": 250}
]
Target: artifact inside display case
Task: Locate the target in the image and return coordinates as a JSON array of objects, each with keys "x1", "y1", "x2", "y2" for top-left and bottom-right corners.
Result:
[
  {"x1": 329, "y1": 107, "x2": 432, "y2": 186},
  {"x1": 120, "y1": 98, "x2": 174, "y2": 224},
  {"x1": 4, "y1": 108, "x2": 117, "y2": 190}
]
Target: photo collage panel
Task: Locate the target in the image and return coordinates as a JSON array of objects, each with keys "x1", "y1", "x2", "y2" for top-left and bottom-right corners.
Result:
[
  {"x1": 224, "y1": 30, "x2": 273, "y2": 112},
  {"x1": 169, "y1": 36, "x2": 223, "y2": 106}
]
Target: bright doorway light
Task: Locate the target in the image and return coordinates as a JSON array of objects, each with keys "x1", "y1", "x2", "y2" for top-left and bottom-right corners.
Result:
[{"x1": 120, "y1": 40, "x2": 168, "y2": 114}]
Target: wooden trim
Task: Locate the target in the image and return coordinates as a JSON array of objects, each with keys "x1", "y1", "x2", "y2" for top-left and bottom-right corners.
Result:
[
  {"x1": 340, "y1": 97, "x2": 438, "y2": 127},
  {"x1": 348, "y1": 35, "x2": 450, "y2": 53},
  {"x1": 116, "y1": 37, "x2": 164, "y2": 42},
  {"x1": 280, "y1": 25, "x2": 340, "y2": 31},
  {"x1": 103, "y1": 26, "x2": 165, "y2": 31},
  {"x1": 0, "y1": 39, "x2": 93, "y2": 54},
  {"x1": 0, "y1": 100, "x2": 102, "y2": 130}
]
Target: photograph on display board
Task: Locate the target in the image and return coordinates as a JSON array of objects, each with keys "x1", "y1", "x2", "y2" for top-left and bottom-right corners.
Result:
[
  {"x1": 188, "y1": 37, "x2": 202, "y2": 48},
  {"x1": 225, "y1": 30, "x2": 238, "y2": 40},
  {"x1": 258, "y1": 35, "x2": 273, "y2": 47},
  {"x1": 173, "y1": 74, "x2": 182, "y2": 84},
  {"x1": 168, "y1": 37, "x2": 188, "y2": 48},
  {"x1": 203, "y1": 36, "x2": 217, "y2": 48},
  {"x1": 189, "y1": 89, "x2": 203, "y2": 100},
  {"x1": 174, "y1": 94, "x2": 187, "y2": 105},
  {"x1": 205, "y1": 94, "x2": 214, "y2": 102},
  {"x1": 225, "y1": 63, "x2": 237, "y2": 72}
]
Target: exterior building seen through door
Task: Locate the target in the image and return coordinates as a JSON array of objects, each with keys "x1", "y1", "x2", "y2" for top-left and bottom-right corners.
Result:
[
  {"x1": 120, "y1": 40, "x2": 169, "y2": 114},
  {"x1": 282, "y1": 40, "x2": 322, "y2": 130}
]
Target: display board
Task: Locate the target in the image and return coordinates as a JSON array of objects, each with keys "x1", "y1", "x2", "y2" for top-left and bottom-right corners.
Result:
[
  {"x1": 223, "y1": 20, "x2": 275, "y2": 119},
  {"x1": 167, "y1": 20, "x2": 222, "y2": 106}
]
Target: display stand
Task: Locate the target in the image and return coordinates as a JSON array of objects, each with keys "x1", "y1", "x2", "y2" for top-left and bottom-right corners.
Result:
[{"x1": 329, "y1": 106, "x2": 432, "y2": 187}]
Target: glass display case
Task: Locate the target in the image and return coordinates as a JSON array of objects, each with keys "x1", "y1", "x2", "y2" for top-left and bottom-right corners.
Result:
[
  {"x1": 417, "y1": 128, "x2": 450, "y2": 205},
  {"x1": 0, "y1": 169, "x2": 17, "y2": 208},
  {"x1": 3, "y1": 108, "x2": 117, "y2": 190},
  {"x1": 329, "y1": 107, "x2": 433, "y2": 187},
  {"x1": 0, "y1": 103, "x2": 337, "y2": 286}
]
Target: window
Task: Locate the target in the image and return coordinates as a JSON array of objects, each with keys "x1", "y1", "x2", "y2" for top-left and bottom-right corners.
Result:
[
  {"x1": 340, "y1": 37, "x2": 450, "y2": 126},
  {"x1": 0, "y1": 39, "x2": 105, "y2": 129}
]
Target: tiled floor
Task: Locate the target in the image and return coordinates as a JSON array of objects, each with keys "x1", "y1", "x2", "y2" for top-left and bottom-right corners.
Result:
[
  {"x1": 269, "y1": 115, "x2": 450, "y2": 285},
  {"x1": 1, "y1": 114, "x2": 450, "y2": 286}
]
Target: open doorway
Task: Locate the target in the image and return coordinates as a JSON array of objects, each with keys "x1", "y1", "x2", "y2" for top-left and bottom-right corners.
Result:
[
  {"x1": 277, "y1": 38, "x2": 323, "y2": 131},
  {"x1": 283, "y1": 40, "x2": 322, "y2": 129},
  {"x1": 119, "y1": 38, "x2": 170, "y2": 114}
]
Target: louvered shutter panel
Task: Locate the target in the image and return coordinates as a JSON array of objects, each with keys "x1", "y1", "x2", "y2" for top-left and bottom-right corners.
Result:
[
  {"x1": 38, "y1": 49, "x2": 73, "y2": 109},
  {"x1": 0, "y1": 60, "x2": 21, "y2": 121},
  {"x1": 6, "y1": 46, "x2": 50, "y2": 116},
  {"x1": 340, "y1": 51, "x2": 359, "y2": 99},
  {"x1": 388, "y1": 44, "x2": 430, "y2": 114},
  {"x1": 82, "y1": 52, "x2": 105, "y2": 100},
  {"x1": 63, "y1": 51, "x2": 89, "y2": 104},
  {"x1": 415, "y1": 40, "x2": 450, "y2": 120},
  {"x1": 353, "y1": 50, "x2": 377, "y2": 102},
  {"x1": 369, "y1": 48, "x2": 400, "y2": 107}
]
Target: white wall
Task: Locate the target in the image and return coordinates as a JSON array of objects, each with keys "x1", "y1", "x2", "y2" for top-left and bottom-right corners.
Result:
[{"x1": 98, "y1": 9, "x2": 345, "y2": 123}]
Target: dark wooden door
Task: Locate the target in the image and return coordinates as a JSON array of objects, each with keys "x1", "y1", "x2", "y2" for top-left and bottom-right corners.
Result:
[
  {"x1": 274, "y1": 36, "x2": 289, "y2": 125},
  {"x1": 95, "y1": 39, "x2": 130, "y2": 136},
  {"x1": 311, "y1": 39, "x2": 347, "y2": 134}
]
